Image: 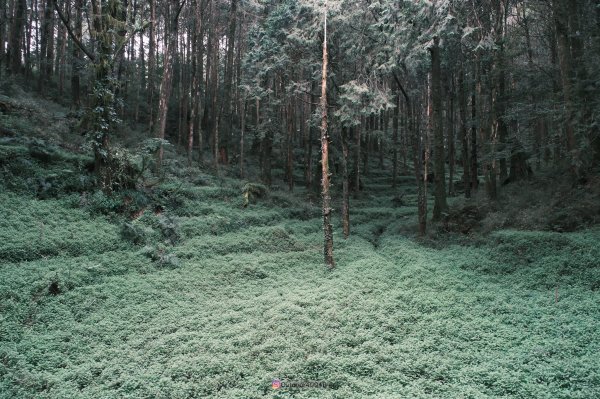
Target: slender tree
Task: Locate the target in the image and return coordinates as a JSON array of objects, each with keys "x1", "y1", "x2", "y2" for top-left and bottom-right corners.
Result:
[
  {"x1": 341, "y1": 126, "x2": 350, "y2": 238},
  {"x1": 8, "y1": 0, "x2": 26, "y2": 74},
  {"x1": 156, "y1": 0, "x2": 186, "y2": 168},
  {"x1": 320, "y1": 3, "x2": 334, "y2": 268},
  {"x1": 430, "y1": 36, "x2": 448, "y2": 221}
]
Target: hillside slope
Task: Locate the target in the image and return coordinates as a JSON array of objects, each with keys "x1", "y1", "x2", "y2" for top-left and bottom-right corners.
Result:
[{"x1": 1, "y1": 92, "x2": 599, "y2": 398}]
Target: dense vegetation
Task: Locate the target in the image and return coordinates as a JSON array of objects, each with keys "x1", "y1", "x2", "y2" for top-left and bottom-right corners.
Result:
[{"x1": 1, "y1": 0, "x2": 599, "y2": 398}]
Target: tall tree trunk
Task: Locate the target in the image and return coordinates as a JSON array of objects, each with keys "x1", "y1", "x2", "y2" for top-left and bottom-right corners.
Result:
[
  {"x1": 188, "y1": 0, "x2": 203, "y2": 165},
  {"x1": 392, "y1": 89, "x2": 399, "y2": 188},
  {"x1": 302, "y1": 85, "x2": 310, "y2": 189},
  {"x1": 8, "y1": 0, "x2": 26, "y2": 74},
  {"x1": 286, "y1": 99, "x2": 294, "y2": 191},
  {"x1": 24, "y1": 0, "x2": 33, "y2": 78},
  {"x1": 306, "y1": 79, "x2": 316, "y2": 190},
  {"x1": 470, "y1": 91, "x2": 479, "y2": 190},
  {"x1": 412, "y1": 103, "x2": 427, "y2": 236},
  {"x1": 341, "y1": 126, "x2": 350, "y2": 239},
  {"x1": 38, "y1": 0, "x2": 52, "y2": 89},
  {"x1": 178, "y1": 33, "x2": 188, "y2": 148},
  {"x1": 363, "y1": 116, "x2": 370, "y2": 176},
  {"x1": 220, "y1": 0, "x2": 238, "y2": 163},
  {"x1": 45, "y1": 0, "x2": 54, "y2": 79},
  {"x1": 70, "y1": 0, "x2": 83, "y2": 107},
  {"x1": 496, "y1": 61, "x2": 508, "y2": 183},
  {"x1": 196, "y1": 0, "x2": 206, "y2": 163},
  {"x1": 147, "y1": 0, "x2": 157, "y2": 131},
  {"x1": 379, "y1": 112, "x2": 386, "y2": 169},
  {"x1": 155, "y1": 0, "x2": 183, "y2": 168},
  {"x1": 353, "y1": 116, "x2": 362, "y2": 197},
  {"x1": 552, "y1": 0, "x2": 577, "y2": 175},
  {"x1": 566, "y1": 0, "x2": 599, "y2": 167},
  {"x1": 56, "y1": 5, "x2": 67, "y2": 97},
  {"x1": 430, "y1": 37, "x2": 448, "y2": 221},
  {"x1": 447, "y1": 74, "x2": 455, "y2": 196},
  {"x1": 0, "y1": 0, "x2": 6, "y2": 76},
  {"x1": 210, "y1": 15, "x2": 220, "y2": 169},
  {"x1": 496, "y1": 0, "x2": 508, "y2": 182},
  {"x1": 458, "y1": 67, "x2": 471, "y2": 198},
  {"x1": 239, "y1": 99, "x2": 246, "y2": 178},
  {"x1": 320, "y1": 10, "x2": 334, "y2": 268}
]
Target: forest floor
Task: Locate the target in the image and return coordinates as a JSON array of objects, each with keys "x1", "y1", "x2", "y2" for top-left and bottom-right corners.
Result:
[{"x1": 1, "y1": 89, "x2": 600, "y2": 398}]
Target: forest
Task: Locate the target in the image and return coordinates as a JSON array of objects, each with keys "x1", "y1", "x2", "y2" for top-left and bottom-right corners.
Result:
[{"x1": 0, "y1": 0, "x2": 599, "y2": 398}]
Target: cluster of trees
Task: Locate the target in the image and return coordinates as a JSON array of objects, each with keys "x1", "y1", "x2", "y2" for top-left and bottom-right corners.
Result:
[{"x1": 1, "y1": 0, "x2": 599, "y2": 264}]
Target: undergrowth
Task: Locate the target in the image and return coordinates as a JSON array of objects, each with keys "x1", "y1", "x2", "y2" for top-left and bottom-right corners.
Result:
[{"x1": 1, "y1": 91, "x2": 599, "y2": 398}]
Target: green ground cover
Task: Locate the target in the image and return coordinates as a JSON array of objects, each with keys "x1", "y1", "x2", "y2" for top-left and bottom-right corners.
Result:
[{"x1": 1, "y1": 142, "x2": 599, "y2": 398}]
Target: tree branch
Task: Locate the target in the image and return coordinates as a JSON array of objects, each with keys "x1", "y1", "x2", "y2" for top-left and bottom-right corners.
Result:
[
  {"x1": 53, "y1": 0, "x2": 96, "y2": 62},
  {"x1": 392, "y1": 71, "x2": 410, "y2": 106},
  {"x1": 113, "y1": 21, "x2": 152, "y2": 59},
  {"x1": 175, "y1": 0, "x2": 187, "y2": 20}
]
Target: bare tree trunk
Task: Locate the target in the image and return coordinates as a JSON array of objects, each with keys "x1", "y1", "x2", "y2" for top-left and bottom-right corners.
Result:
[
  {"x1": 458, "y1": 67, "x2": 471, "y2": 198},
  {"x1": 553, "y1": 0, "x2": 577, "y2": 175},
  {"x1": 8, "y1": 0, "x2": 26, "y2": 74},
  {"x1": 220, "y1": 0, "x2": 238, "y2": 163},
  {"x1": 70, "y1": 0, "x2": 83, "y2": 107},
  {"x1": 38, "y1": 0, "x2": 51, "y2": 89},
  {"x1": 412, "y1": 103, "x2": 427, "y2": 236},
  {"x1": 392, "y1": 89, "x2": 399, "y2": 188},
  {"x1": 202, "y1": 0, "x2": 212, "y2": 135},
  {"x1": 379, "y1": 112, "x2": 386, "y2": 169},
  {"x1": 353, "y1": 116, "x2": 362, "y2": 197},
  {"x1": 56, "y1": 4, "x2": 67, "y2": 96},
  {"x1": 136, "y1": 0, "x2": 144, "y2": 121},
  {"x1": 0, "y1": 0, "x2": 6, "y2": 77},
  {"x1": 210, "y1": 16, "x2": 220, "y2": 169},
  {"x1": 196, "y1": 0, "x2": 206, "y2": 163},
  {"x1": 45, "y1": 0, "x2": 54, "y2": 78},
  {"x1": 341, "y1": 126, "x2": 350, "y2": 239},
  {"x1": 495, "y1": 0, "x2": 508, "y2": 182},
  {"x1": 286, "y1": 99, "x2": 294, "y2": 191},
  {"x1": 303, "y1": 83, "x2": 311, "y2": 189},
  {"x1": 24, "y1": 0, "x2": 33, "y2": 78},
  {"x1": 430, "y1": 37, "x2": 448, "y2": 221},
  {"x1": 447, "y1": 74, "x2": 456, "y2": 196},
  {"x1": 240, "y1": 99, "x2": 246, "y2": 178},
  {"x1": 147, "y1": 0, "x2": 156, "y2": 131},
  {"x1": 363, "y1": 117, "x2": 370, "y2": 176},
  {"x1": 178, "y1": 32, "x2": 188, "y2": 148},
  {"x1": 188, "y1": 0, "x2": 203, "y2": 165},
  {"x1": 0, "y1": 0, "x2": 5, "y2": 76},
  {"x1": 306, "y1": 79, "x2": 316, "y2": 191},
  {"x1": 470, "y1": 91, "x2": 479, "y2": 190},
  {"x1": 155, "y1": 0, "x2": 183, "y2": 168},
  {"x1": 320, "y1": 10, "x2": 334, "y2": 268},
  {"x1": 566, "y1": 0, "x2": 599, "y2": 167}
]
